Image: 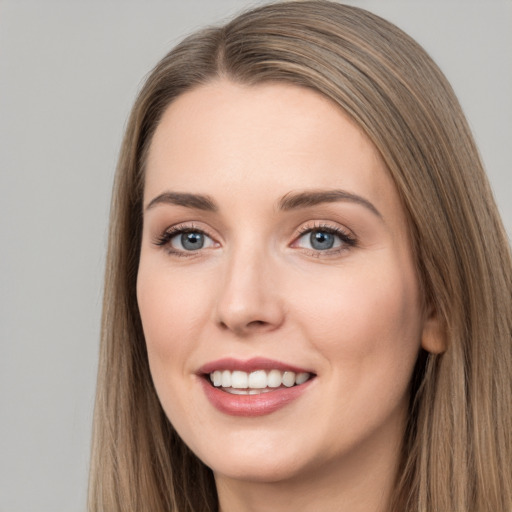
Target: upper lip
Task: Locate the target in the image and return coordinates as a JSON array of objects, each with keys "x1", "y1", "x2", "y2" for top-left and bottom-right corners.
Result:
[{"x1": 198, "y1": 357, "x2": 313, "y2": 375}]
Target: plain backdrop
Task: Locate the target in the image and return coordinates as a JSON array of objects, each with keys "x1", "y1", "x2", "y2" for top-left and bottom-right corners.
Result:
[{"x1": 0, "y1": 1, "x2": 510, "y2": 511}]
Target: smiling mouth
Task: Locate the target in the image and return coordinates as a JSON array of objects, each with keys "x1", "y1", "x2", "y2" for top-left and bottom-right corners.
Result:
[{"x1": 208, "y1": 369, "x2": 314, "y2": 395}]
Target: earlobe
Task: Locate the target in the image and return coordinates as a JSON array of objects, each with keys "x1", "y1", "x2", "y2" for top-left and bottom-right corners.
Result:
[{"x1": 421, "y1": 310, "x2": 447, "y2": 354}]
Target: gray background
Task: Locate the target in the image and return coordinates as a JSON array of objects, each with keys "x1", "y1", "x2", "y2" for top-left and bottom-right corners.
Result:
[{"x1": 0, "y1": 1, "x2": 510, "y2": 511}]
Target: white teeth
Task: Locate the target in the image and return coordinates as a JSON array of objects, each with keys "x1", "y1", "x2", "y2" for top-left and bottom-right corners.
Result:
[
  {"x1": 209, "y1": 369, "x2": 312, "y2": 390},
  {"x1": 296, "y1": 372, "x2": 309, "y2": 385},
  {"x1": 248, "y1": 370, "x2": 267, "y2": 388},
  {"x1": 225, "y1": 388, "x2": 274, "y2": 395},
  {"x1": 267, "y1": 369, "x2": 282, "y2": 388},
  {"x1": 282, "y1": 371, "x2": 296, "y2": 387},
  {"x1": 212, "y1": 370, "x2": 222, "y2": 387},
  {"x1": 231, "y1": 370, "x2": 248, "y2": 389},
  {"x1": 221, "y1": 370, "x2": 231, "y2": 388}
]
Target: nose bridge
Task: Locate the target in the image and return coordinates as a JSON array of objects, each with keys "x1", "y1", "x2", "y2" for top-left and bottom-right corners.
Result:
[{"x1": 214, "y1": 236, "x2": 284, "y2": 335}]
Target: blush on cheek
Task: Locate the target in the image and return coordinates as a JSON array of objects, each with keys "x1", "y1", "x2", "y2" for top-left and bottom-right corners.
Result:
[{"x1": 304, "y1": 264, "x2": 422, "y2": 369}]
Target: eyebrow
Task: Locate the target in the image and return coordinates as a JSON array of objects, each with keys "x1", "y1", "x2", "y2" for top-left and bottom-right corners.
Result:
[
  {"x1": 144, "y1": 188, "x2": 382, "y2": 218},
  {"x1": 278, "y1": 189, "x2": 382, "y2": 218},
  {"x1": 145, "y1": 192, "x2": 218, "y2": 212}
]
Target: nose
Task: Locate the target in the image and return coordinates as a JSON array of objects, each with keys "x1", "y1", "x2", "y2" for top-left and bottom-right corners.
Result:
[{"x1": 214, "y1": 246, "x2": 285, "y2": 336}]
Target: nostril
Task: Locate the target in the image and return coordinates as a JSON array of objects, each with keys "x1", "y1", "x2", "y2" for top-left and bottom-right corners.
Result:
[
  {"x1": 217, "y1": 318, "x2": 273, "y2": 336},
  {"x1": 218, "y1": 321, "x2": 229, "y2": 331},
  {"x1": 247, "y1": 320, "x2": 268, "y2": 329}
]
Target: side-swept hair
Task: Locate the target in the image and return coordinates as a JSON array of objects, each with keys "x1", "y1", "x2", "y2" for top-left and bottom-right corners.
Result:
[{"x1": 89, "y1": 2, "x2": 512, "y2": 510}]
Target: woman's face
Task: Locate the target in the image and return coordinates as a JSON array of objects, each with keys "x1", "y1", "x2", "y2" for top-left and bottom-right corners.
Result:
[{"x1": 137, "y1": 80, "x2": 430, "y2": 486}]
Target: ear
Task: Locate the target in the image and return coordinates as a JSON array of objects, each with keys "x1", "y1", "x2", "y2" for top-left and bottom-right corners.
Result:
[{"x1": 421, "y1": 308, "x2": 447, "y2": 354}]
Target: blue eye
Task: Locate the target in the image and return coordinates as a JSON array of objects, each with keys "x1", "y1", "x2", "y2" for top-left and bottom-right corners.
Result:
[
  {"x1": 309, "y1": 231, "x2": 336, "y2": 250},
  {"x1": 170, "y1": 231, "x2": 216, "y2": 251},
  {"x1": 178, "y1": 232, "x2": 205, "y2": 250},
  {"x1": 154, "y1": 226, "x2": 217, "y2": 254},
  {"x1": 295, "y1": 226, "x2": 355, "y2": 252}
]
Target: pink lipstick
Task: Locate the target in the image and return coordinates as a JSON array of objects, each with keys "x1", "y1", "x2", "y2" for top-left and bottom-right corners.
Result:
[{"x1": 198, "y1": 357, "x2": 315, "y2": 417}]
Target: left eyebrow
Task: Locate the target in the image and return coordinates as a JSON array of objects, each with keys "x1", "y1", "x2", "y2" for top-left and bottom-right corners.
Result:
[
  {"x1": 144, "y1": 191, "x2": 218, "y2": 212},
  {"x1": 277, "y1": 189, "x2": 382, "y2": 219}
]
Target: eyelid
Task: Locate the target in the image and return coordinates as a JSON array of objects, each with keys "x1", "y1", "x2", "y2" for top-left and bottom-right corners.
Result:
[
  {"x1": 151, "y1": 220, "x2": 357, "y2": 258},
  {"x1": 152, "y1": 222, "x2": 220, "y2": 256},
  {"x1": 290, "y1": 221, "x2": 357, "y2": 255}
]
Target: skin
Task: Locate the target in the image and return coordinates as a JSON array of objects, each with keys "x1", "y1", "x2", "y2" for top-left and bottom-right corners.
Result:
[{"x1": 137, "y1": 80, "x2": 439, "y2": 512}]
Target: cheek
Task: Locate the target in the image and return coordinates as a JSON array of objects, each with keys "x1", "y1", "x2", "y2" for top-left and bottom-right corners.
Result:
[
  {"x1": 136, "y1": 263, "x2": 214, "y2": 432},
  {"x1": 296, "y1": 258, "x2": 423, "y2": 385},
  {"x1": 136, "y1": 264, "x2": 210, "y2": 373}
]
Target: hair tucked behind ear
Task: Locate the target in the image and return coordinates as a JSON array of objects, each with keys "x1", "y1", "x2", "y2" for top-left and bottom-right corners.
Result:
[{"x1": 88, "y1": 2, "x2": 512, "y2": 511}]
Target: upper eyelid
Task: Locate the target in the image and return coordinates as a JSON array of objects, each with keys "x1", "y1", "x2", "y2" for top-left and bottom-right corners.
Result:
[
  {"x1": 152, "y1": 222, "x2": 213, "y2": 244},
  {"x1": 152, "y1": 220, "x2": 356, "y2": 247},
  {"x1": 152, "y1": 224, "x2": 218, "y2": 256},
  {"x1": 294, "y1": 220, "x2": 354, "y2": 236},
  {"x1": 292, "y1": 221, "x2": 358, "y2": 249},
  {"x1": 162, "y1": 222, "x2": 215, "y2": 237},
  {"x1": 297, "y1": 223, "x2": 342, "y2": 233}
]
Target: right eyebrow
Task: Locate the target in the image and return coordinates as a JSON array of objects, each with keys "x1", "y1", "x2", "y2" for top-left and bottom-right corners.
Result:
[
  {"x1": 144, "y1": 192, "x2": 218, "y2": 212},
  {"x1": 277, "y1": 189, "x2": 382, "y2": 219}
]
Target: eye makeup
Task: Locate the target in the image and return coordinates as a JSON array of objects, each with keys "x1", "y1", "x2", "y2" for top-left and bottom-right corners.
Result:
[
  {"x1": 292, "y1": 221, "x2": 357, "y2": 257},
  {"x1": 151, "y1": 219, "x2": 358, "y2": 259},
  {"x1": 152, "y1": 222, "x2": 219, "y2": 257}
]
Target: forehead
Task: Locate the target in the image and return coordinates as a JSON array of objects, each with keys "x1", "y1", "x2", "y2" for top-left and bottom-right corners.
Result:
[{"x1": 144, "y1": 80, "x2": 401, "y2": 223}]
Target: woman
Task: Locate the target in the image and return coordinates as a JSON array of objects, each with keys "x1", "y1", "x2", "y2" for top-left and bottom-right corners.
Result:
[{"x1": 88, "y1": 2, "x2": 512, "y2": 511}]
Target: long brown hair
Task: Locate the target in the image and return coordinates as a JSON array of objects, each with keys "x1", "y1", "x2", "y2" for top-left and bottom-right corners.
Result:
[{"x1": 88, "y1": 2, "x2": 512, "y2": 510}]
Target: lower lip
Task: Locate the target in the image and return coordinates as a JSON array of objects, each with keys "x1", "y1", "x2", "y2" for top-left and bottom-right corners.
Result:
[{"x1": 200, "y1": 378, "x2": 314, "y2": 417}]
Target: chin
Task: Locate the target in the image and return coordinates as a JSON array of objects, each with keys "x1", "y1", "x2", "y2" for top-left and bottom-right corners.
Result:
[
  {"x1": 210, "y1": 456, "x2": 307, "y2": 484},
  {"x1": 185, "y1": 429, "x2": 312, "y2": 484}
]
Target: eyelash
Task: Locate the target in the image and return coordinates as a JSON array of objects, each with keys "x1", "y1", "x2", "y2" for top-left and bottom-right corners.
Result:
[
  {"x1": 152, "y1": 222, "x2": 357, "y2": 258},
  {"x1": 294, "y1": 222, "x2": 357, "y2": 257},
  {"x1": 153, "y1": 223, "x2": 214, "y2": 257}
]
